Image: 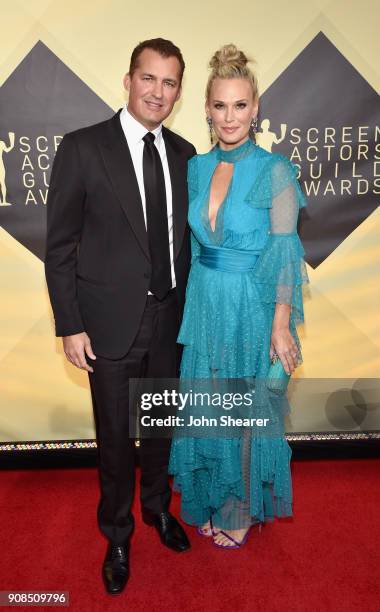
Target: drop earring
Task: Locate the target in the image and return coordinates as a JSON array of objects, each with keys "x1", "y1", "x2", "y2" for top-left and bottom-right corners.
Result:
[
  {"x1": 249, "y1": 116, "x2": 258, "y2": 141},
  {"x1": 206, "y1": 116, "x2": 214, "y2": 145}
]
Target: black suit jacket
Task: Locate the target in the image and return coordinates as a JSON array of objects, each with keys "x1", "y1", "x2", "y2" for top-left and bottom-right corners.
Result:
[{"x1": 45, "y1": 110, "x2": 196, "y2": 358}]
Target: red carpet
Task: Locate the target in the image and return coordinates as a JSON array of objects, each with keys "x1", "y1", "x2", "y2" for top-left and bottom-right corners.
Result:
[{"x1": 1, "y1": 459, "x2": 379, "y2": 612}]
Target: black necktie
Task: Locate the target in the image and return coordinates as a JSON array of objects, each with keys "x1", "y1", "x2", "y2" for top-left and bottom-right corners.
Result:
[{"x1": 142, "y1": 132, "x2": 172, "y2": 300}]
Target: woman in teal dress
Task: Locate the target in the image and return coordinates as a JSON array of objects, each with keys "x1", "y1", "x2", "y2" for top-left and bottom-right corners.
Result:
[{"x1": 169, "y1": 44, "x2": 309, "y2": 548}]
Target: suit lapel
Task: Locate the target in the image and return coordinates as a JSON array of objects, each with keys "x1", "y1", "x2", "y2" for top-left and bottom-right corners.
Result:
[
  {"x1": 99, "y1": 111, "x2": 150, "y2": 260},
  {"x1": 163, "y1": 127, "x2": 188, "y2": 260}
]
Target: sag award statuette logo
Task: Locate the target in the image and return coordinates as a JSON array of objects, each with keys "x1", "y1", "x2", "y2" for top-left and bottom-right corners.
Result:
[
  {"x1": 256, "y1": 119, "x2": 286, "y2": 152},
  {"x1": 257, "y1": 32, "x2": 380, "y2": 268},
  {"x1": 0, "y1": 41, "x2": 113, "y2": 260},
  {"x1": 0, "y1": 131, "x2": 15, "y2": 206}
]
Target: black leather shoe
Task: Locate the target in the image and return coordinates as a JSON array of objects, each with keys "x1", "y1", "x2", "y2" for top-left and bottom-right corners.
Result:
[
  {"x1": 102, "y1": 543, "x2": 130, "y2": 595},
  {"x1": 142, "y1": 511, "x2": 190, "y2": 552}
]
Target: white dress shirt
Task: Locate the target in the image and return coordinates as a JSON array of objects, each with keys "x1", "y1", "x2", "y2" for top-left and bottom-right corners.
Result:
[{"x1": 119, "y1": 106, "x2": 176, "y2": 291}]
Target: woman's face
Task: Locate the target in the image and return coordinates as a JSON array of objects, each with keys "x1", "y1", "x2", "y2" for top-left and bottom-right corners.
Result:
[{"x1": 206, "y1": 77, "x2": 258, "y2": 150}]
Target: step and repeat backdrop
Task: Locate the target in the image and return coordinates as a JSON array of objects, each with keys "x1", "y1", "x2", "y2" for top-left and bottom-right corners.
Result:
[{"x1": 0, "y1": 1, "x2": 379, "y2": 447}]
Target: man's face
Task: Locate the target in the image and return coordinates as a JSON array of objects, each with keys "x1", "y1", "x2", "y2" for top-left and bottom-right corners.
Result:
[{"x1": 124, "y1": 48, "x2": 182, "y2": 130}]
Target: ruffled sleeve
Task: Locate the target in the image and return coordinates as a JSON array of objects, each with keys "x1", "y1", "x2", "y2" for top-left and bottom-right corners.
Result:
[
  {"x1": 245, "y1": 154, "x2": 306, "y2": 210},
  {"x1": 253, "y1": 155, "x2": 309, "y2": 326}
]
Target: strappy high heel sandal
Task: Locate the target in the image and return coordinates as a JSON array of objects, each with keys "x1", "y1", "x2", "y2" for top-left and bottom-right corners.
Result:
[
  {"x1": 197, "y1": 522, "x2": 213, "y2": 537},
  {"x1": 197, "y1": 516, "x2": 220, "y2": 538},
  {"x1": 212, "y1": 522, "x2": 263, "y2": 549}
]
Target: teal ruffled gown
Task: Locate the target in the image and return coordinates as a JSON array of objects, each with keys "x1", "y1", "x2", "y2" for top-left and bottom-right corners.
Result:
[{"x1": 169, "y1": 138, "x2": 309, "y2": 530}]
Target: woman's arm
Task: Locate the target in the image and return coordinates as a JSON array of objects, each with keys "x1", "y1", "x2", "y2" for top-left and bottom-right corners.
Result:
[
  {"x1": 271, "y1": 304, "x2": 298, "y2": 375},
  {"x1": 266, "y1": 158, "x2": 306, "y2": 374}
]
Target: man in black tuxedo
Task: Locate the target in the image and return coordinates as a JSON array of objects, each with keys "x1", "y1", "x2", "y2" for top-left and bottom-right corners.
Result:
[{"x1": 45, "y1": 38, "x2": 196, "y2": 595}]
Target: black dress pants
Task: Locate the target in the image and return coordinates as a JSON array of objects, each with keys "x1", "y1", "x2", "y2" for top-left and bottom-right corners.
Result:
[{"x1": 89, "y1": 290, "x2": 179, "y2": 545}]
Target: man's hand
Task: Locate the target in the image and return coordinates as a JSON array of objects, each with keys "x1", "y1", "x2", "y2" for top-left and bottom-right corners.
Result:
[{"x1": 62, "y1": 332, "x2": 96, "y2": 373}]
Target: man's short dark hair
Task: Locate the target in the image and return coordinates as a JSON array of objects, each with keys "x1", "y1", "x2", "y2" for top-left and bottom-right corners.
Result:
[{"x1": 129, "y1": 38, "x2": 185, "y2": 82}]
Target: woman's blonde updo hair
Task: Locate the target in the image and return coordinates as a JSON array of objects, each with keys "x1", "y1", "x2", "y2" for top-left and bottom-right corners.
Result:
[{"x1": 206, "y1": 44, "x2": 258, "y2": 101}]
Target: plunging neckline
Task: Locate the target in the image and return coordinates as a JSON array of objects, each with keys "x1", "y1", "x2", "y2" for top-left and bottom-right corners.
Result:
[
  {"x1": 202, "y1": 138, "x2": 257, "y2": 238},
  {"x1": 207, "y1": 164, "x2": 234, "y2": 234}
]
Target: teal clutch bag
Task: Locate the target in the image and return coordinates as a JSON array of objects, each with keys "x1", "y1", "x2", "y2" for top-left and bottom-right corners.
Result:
[{"x1": 266, "y1": 354, "x2": 291, "y2": 395}]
